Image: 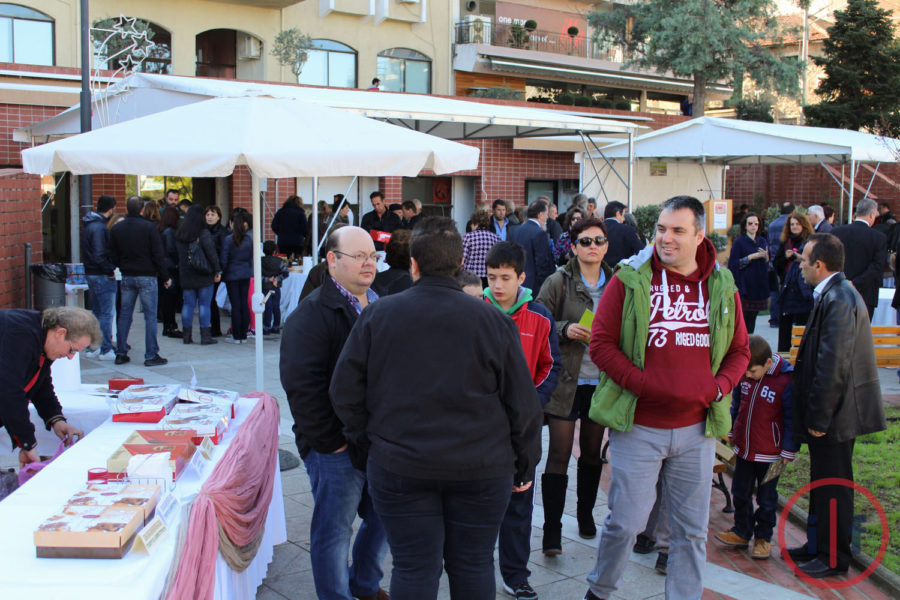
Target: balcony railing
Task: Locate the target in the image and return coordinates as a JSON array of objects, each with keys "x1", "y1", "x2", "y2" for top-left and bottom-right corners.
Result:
[{"x1": 454, "y1": 21, "x2": 625, "y2": 63}]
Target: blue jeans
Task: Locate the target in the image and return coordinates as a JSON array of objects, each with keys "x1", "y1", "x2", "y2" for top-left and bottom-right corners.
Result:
[
  {"x1": 182, "y1": 285, "x2": 214, "y2": 329},
  {"x1": 367, "y1": 460, "x2": 511, "y2": 600},
  {"x1": 303, "y1": 449, "x2": 388, "y2": 600},
  {"x1": 117, "y1": 276, "x2": 159, "y2": 360},
  {"x1": 587, "y1": 423, "x2": 714, "y2": 600},
  {"x1": 86, "y1": 275, "x2": 116, "y2": 353},
  {"x1": 730, "y1": 457, "x2": 779, "y2": 541},
  {"x1": 263, "y1": 287, "x2": 281, "y2": 330}
]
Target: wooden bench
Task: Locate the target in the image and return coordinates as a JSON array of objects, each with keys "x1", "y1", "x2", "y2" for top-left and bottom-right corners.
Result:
[{"x1": 786, "y1": 325, "x2": 900, "y2": 367}]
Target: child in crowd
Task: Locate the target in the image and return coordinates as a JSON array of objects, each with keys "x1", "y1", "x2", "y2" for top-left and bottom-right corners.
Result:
[
  {"x1": 484, "y1": 241, "x2": 560, "y2": 600},
  {"x1": 456, "y1": 268, "x2": 483, "y2": 299},
  {"x1": 715, "y1": 334, "x2": 796, "y2": 559},
  {"x1": 261, "y1": 240, "x2": 289, "y2": 335}
]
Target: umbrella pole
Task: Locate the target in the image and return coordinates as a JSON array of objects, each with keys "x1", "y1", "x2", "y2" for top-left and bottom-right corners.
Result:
[
  {"x1": 251, "y1": 173, "x2": 265, "y2": 393},
  {"x1": 312, "y1": 176, "x2": 319, "y2": 263}
]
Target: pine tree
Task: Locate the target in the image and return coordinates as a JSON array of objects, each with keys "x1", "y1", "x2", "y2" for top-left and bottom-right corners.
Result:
[
  {"x1": 589, "y1": 0, "x2": 800, "y2": 117},
  {"x1": 803, "y1": 0, "x2": 900, "y2": 136}
]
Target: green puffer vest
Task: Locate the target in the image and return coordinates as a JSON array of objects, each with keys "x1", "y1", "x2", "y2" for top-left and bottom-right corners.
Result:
[{"x1": 588, "y1": 245, "x2": 738, "y2": 437}]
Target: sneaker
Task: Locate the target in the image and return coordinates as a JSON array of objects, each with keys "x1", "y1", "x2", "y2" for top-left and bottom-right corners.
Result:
[
  {"x1": 654, "y1": 552, "x2": 668, "y2": 575},
  {"x1": 583, "y1": 590, "x2": 604, "y2": 600},
  {"x1": 114, "y1": 354, "x2": 130, "y2": 365},
  {"x1": 246, "y1": 331, "x2": 255, "y2": 339},
  {"x1": 633, "y1": 533, "x2": 656, "y2": 554},
  {"x1": 98, "y1": 350, "x2": 116, "y2": 361},
  {"x1": 223, "y1": 337, "x2": 243, "y2": 344},
  {"x1": 83, "y1": 347, "x2": 101, "y2": 359},
  {"x1": 751, "y1": 538, "x2": 771, "y2": 559},
  {"x1": 144, "y1": 355, "x2": 168, "y2": 367},
  {"x1": 714, "y1": 530, "x2": 750, "y2": 548},
  {"x1": 502, "y1": 582, "x2": 538, "y2": 600}
]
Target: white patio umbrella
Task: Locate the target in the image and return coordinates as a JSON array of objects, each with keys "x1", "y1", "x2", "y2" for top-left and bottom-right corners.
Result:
[{"x1": 23, "y1": 96, "x2": 480, "y2": 391}]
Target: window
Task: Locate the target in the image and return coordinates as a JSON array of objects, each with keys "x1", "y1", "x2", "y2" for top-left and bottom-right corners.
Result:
[
  {"x1": 93, "y1": 18, "x2": 171, "y2": 74},
  {"x1": 298, "y1": 40, "x2": 356, "y2": 88},
  {"x1": 0, "y1": 4, "x2": 53, "y2": 65},
  {"x1": 377, "y1": 48, "x2": 431, "y2": 93}
]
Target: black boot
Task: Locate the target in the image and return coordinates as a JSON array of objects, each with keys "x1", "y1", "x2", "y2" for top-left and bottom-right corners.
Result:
[
  {"x1": 541, "y1": 473, "x2": 568, "y2": 556},
  {"x1": 577, "y1": 459, "x2": 603, "y2": 539},
  {"x1": 164, "y1": 325, "x2": 183, "y2": 339},
  {"x1": 200, "y1": 327, "x2": 217, "y2": 345},
  {"x1": 182, "y1": 326, "x2": 193, "y2": 344}
]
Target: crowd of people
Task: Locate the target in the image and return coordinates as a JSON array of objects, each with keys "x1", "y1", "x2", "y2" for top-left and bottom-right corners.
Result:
[
  {"x1": 67, "y1": 186, "x2": 897, "y2": 599},
  {"x1": 80, "y1": 189, "x2": 265, "y2": 364},
  {"x1": 277, "y1": 191, "x2": 893, "y2": 600}
]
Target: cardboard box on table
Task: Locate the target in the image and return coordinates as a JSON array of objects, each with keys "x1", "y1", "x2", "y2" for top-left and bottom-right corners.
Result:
[
  {"x1": 112, "y1": 384, "x2": 180, "y2": 423},
  {"x1": 162, "y1": 403, "x2": 229, "y2": 445},
  {"x1": 34, "y1": 482, "x2": 162, "y2": 559},
  {"x1": 107, "y1": 442, "x2": 195, "y2": 480}
]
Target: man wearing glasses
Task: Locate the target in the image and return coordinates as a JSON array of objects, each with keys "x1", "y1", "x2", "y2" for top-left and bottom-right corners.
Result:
[
  {"x1": 0, "y1": 306, "x2": 97, "y2": 468},
  {"x1": 280, "y1": 226, "x2": 388, "y2": 600},
  {"x1": 583, "y1": 196, "x2": 749, "y2": 600}
]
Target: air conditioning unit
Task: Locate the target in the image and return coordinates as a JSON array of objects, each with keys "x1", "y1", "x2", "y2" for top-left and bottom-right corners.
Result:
[
  {"x1": 238, "y1": 35, "x2": 262, "y2": 60},
  {"x1": 464, "y1": 15, "x2": 492, "y2": 44}
]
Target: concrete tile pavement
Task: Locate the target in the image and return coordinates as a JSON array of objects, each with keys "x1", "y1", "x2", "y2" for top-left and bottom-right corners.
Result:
[{"x1": 71, "y1": 313, "x2": 896, "y2": 599}]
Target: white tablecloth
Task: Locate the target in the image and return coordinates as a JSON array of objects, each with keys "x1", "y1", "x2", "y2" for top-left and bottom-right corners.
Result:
[
  {"x1": 0, "y1": 384, "x2": 113, "y2": 457},
  {"x1": 872, "y1": 287, "x2": 896, "y2": 327},
  {"x1": 0, "y1": 396, "x2": 287, "y2": 600}
]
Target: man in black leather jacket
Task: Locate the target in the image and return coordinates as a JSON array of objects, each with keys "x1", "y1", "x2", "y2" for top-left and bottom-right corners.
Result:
[{"x1": 788, "y1": 233, "x2": 886, "y2": 578}]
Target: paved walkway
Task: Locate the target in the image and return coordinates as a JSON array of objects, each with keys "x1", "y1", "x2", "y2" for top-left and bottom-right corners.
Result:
[{"x1": 69, "y1": 313, "x2": 897, "y2": 600}]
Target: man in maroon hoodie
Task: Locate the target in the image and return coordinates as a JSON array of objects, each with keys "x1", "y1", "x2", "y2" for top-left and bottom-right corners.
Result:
[{"x1": 583, "y1": 196, "x2": 750, "y2": 600}]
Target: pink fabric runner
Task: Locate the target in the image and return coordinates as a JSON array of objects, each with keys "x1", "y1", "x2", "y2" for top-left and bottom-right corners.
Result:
[{"x1": 166, "y1": 392, "x2": 279, "y2": 600}]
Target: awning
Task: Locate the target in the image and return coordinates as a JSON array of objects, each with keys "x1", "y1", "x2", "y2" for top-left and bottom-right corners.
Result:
[{"x1": 16, "y1": 72, "x2": 642, "y2": 143}]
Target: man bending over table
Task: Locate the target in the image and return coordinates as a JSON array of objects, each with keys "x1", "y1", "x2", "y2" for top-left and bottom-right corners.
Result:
[{"x1": 0, "y1": 306, "x2": 98, "y2": 467}]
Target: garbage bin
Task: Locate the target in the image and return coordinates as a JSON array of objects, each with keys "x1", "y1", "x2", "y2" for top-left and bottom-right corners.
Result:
[{"x1": 31, "y1": 264, "x2": 67, "y2": 311}]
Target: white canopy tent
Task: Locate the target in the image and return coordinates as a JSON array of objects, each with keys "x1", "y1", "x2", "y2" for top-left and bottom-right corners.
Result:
[
  {"x1": 22, "y1": 95, "x2": 480, "y2": 392},
  {"x1": 581, "y1": 117, "x2": 900, "y2": 217},
  {"x1": 17, "y1": 72, "x2": 641, "y2": 142}
]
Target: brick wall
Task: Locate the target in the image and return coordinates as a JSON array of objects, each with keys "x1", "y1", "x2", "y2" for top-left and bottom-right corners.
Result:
[
  {"x1": 0, "y1": 173, "x2": 43, "y2": 308},
  {"x1": 727, "y1": 164, "x2": 900, "y2": 218},
  {"x1": 0, "y1": 103, "x2": 70, "y2": 166}
]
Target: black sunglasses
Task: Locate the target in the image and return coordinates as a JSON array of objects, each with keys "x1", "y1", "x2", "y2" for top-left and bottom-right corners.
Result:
[{"x1": 576, "y1": 236, "x2": 608, "y2": 247}]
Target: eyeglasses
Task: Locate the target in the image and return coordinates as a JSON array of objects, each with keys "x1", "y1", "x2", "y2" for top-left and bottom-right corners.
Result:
[
  {"x1": 334, "y1": 251, "x2": 379, "y2": 264},
  {"x1": 67, "y1": 342, "x2": 82, "y2": 357},
  {"x1": 575, "y1": 236, "x2": 608, "y2": 247}
]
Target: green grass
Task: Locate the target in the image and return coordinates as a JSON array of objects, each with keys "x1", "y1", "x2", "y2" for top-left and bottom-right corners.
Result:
[{"x1": 776, "y1": 406, "x2": 900, "y2": 574}]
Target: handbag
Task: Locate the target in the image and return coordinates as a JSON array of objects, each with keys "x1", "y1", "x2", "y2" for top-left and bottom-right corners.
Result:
[
  {"x1": 188, "y1": 238, "x2": 214, "y2": 274},
  {"x1": 18, "y1": 440, "x2": 68, "y2": 486}
]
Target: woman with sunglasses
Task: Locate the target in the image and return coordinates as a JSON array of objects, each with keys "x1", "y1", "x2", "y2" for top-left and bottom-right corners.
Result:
[{"x1": 535, "y1": 217, "x2": 612, "y2": 554}]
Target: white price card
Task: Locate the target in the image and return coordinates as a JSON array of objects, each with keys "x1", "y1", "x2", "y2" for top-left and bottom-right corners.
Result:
[{"x1": 132, "y1": 516, "x2": 168, "y2": 554}]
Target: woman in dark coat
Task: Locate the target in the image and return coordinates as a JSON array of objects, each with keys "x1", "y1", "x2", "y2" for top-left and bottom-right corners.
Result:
[
  {"x1": 727, "y1": 212, "x2": 769, "y2": 333},
  {"x1": 373, "y1": 229, "x2": 412, "y2": 296},
  {"x1": 535, "y1": 217, "x2": 612, "y2": 552},
  {"x1": 158, "y1": 205, "x2": 182, "y2": 338},
  {"x1": 176, "y1": 204, "x2": 222, "y2": 345},
  {"x1": 206, "y1": 205, "x2": 229, "y2": 337},
  {"x1": 221, "y1": 212, "x2": 254, "y2": 343},
  {"x1": 271, "y1": 195, "x2": 307, "y2": 257},
  {"x1": 774, "y1": 212, "x2": 814, "y2": 352}
]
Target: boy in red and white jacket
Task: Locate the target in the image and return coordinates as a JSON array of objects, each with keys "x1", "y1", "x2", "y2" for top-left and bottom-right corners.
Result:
[
  {"x1": 485, "y1": 241, "x2": 560, "y2": 599},
  {"x1": 715, "y1": 334, "x2": 797, "y2": 559}
]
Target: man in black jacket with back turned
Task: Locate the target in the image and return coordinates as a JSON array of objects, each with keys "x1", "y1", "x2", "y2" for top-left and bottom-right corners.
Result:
[
  {"x1": 280, "y1": 225, "x2": 388, "y2": 600},
  {"x1": 109, "y1": 195, "x2": 171, "y2": 367},
  {"x1": 331, "y1": 217, "x2": 542, "y2": 600},
  {"x1": 81, "y1": 194, "x2": 117, "y2": 360},
  {"x1": 831, "y1": 198, "x2": 887, "y2": 319},
  {"x1": 789, "y1": 233, "x2": 886, "y2": 578}
]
